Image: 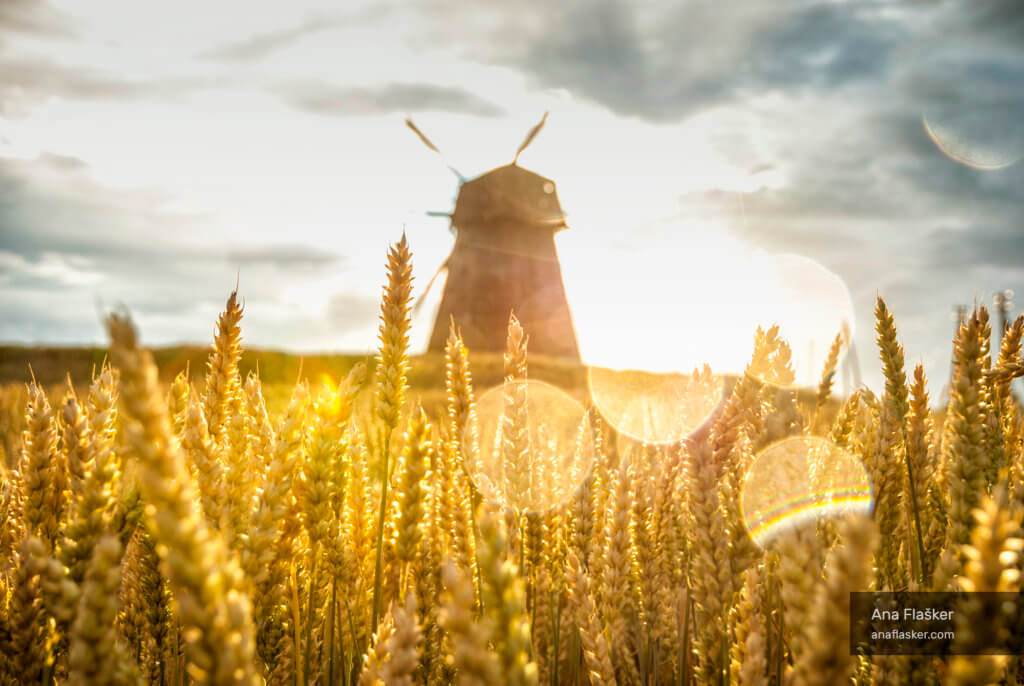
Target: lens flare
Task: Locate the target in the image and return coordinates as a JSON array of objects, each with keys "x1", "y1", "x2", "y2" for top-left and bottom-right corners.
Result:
[
  {"x1": 741, "y1": 436, "x2": 872, "y2": 548},
  {"x1": 587, "y1": 366, "x2": 724, "y2": 445},
  {"x1": 561, "y1": 213, "x2": 768, "y2": 378},
  {"x1": 923, "y1": 112, "x2": 1023, "y2": 172},
  {"x1": 462, "y1": 379, "x2": 595, "y2": 513},
  {"x1": 563, "y1": 211, "x2": 855, "y2": 391},
  {"x1": 743, "y1": 254, "x2": 855, "y2": 390}
]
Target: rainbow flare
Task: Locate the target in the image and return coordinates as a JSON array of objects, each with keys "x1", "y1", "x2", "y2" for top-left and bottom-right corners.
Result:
[{"x1": 741, "y1": 436, "x2": 873, "y2": 547}]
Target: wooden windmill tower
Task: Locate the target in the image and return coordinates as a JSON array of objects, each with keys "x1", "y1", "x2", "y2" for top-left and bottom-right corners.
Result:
[{"x1": 409, "y1": 114, "x2": 580, "y2": 360}]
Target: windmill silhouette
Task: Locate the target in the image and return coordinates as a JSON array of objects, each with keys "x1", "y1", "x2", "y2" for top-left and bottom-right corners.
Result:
[{"x1": 408, "y1": 114, "x2": 580, "y2": 360}]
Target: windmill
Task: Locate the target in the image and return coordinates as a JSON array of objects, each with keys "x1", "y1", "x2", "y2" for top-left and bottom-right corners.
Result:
[{"x1": 408, "y1": 114, "x2": 580, "y2": 360}]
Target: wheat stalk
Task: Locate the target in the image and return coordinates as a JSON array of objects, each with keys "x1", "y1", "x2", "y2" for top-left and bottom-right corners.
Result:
[
  {"x1": 1, "y1": 236, "x2": 1021, "y2": 686},
  {"x1": 107, "y1": 313, "x2": 258, "y2": 685},
  {"x1": 370, "y1": 235, "x2": 413, "y2": 636}
]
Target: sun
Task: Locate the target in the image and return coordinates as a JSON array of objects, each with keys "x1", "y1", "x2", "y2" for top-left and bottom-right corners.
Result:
[{"x1": 559, "y1": 218, "x2": 854, "y2": 386}]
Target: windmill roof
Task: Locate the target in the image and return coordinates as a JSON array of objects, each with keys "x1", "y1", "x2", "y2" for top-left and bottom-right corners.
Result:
[{"x1": 451, "y1": 163, "x2": 567, "y2": 231}]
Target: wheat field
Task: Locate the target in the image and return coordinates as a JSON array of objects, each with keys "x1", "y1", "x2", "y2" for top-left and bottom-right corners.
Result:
[{"x1": 1, "y1": 234, "x2": 1022, "y2": 686}]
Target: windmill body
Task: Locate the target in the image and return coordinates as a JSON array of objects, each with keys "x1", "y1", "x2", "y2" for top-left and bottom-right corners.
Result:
[{"x1": 427, "y1": 163, "x2": 580, "y2": 360}]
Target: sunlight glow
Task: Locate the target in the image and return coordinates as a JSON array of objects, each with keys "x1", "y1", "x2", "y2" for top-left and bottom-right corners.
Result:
[{"x1": 561, "y1": 217, "x2": 855, "y2": 389}]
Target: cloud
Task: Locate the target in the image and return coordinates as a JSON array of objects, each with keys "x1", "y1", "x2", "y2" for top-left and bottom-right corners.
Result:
[
  {"x1": 327, "y1": 293, "x2": 379, "y2": 328},
  {"x1": 0, "y1": 0, "x2": 74, "y2": 37},
  {"x1": 0, "y1": 251, "x2": 103, "y2": 289},
  {"x1": 417, "y1": 0, "x2": 1021, "y2": 390},
  {"x1": 0, "y1": 153, "x2": 370, "y2": 346},
  {"x1": 951, "y1": 0, "x2": 1024, "y2": 44},
  {"x1": 0, "y1": 155, "x2": 239, "y2": 337},
  {"x1": 2, "y1": 0, "x2": 1022, "y2": 394},
  {"x1": 35, "y1": 152, "x2": 88, "y2": 172},
  {"x1": 203, "y1": 6, "x2": 393, "y2": 62},
  {"x1": 204, "y1": 17, "x2": 343, "y2": 62},
  {"x1": 646, "y1": 10, "x2": 1024, "y2": 389},
  {"x1": 0, "y1": 155, "x2": 351, "y2": 279},
  {"x1": 0, "y1": 57, "x2": 217, "y2": 117},
  {"x1": 429, "y1": 0, "x2": 907, "y2": 121},
  {"x1": 280, "y1": 82, "x2": 504, "y2": 117},
  {"x1": 0, "y1": 154, "x2": 203, "y2": 260},
  {"x1": 686, "y1": 104, "x2": 1024, "y2": 285},
  {"x1": 226, "y1": 244, "x2": 345, "y2": 270},
  {"x1": 926, "y1": 225, "x2": 1024, "y2": 271},
  {"x1": 204, "y1": 14, "x2": 359, "y2": 62}
]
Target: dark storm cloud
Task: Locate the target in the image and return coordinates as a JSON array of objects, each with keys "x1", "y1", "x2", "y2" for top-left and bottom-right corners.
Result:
[
  {"x1": 485, "y1": 0, "x2": 907, "y2": 121},
  {"x1": 280, "y1": 82, "x2": 504, "y2": 117},
  {"x1": 744, "y1": 4, "x2": 902, "y2": 89},
  {"x1": 2, "y1": 0, "x2": 1021, "y2": 382},
  {"x1": 952, "y1": 0, "x2": 1024, "y2": 43},
  {"x1": 693, "y1": 126, "x2": 1024, "y2": 282},
  {"x1": 522, "y1": 0, "x2": 646, "y2": 115},
  {"x1": 676, "y1": 110, "x2": 935, "y2": 245},
  {"x1": 926, "y1": 225, "x2": 1024, "y2": 271},
  {"x1": 520, "y1": 0, "x2": 1024, "y2": 372}
]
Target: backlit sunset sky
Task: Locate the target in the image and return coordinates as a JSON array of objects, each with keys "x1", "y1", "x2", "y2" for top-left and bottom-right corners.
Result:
[{"x1": 2, "y1": 0, "x2": 1022, "y2": 393}]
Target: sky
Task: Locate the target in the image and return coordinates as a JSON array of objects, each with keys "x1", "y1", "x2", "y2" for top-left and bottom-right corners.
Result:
[{"x1": 1, "y1": 0, "x2": 1023, "y2": 395}]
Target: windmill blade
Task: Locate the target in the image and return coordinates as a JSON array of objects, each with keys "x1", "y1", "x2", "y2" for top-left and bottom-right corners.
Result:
[
  {"x1": 413, "y1": 256, "x2": 450, "y2": 315},
  {"x1": 513, "y1": 111, "x2": 549, "y2": 163},
  {"x1": 406, "y1": 118, "x2": 465, "y2": 181},
  {"x1": 406, "y1": 118, "x2": 441, "y2": 153}
]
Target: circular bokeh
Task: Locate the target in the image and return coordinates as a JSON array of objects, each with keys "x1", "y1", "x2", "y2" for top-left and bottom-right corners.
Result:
[
  {"x1": 923, "y1": 110, "x2": 1023, "y2": 171},
  {"x1": 741, "y1": 435, "x2": 872, "y2": 548},
  {"x1": 462, "y1": 379, "x2": 595, "y2": 514},
  {"x1": 587, "y1": 366, "x2": 724, "y2": 445}
]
